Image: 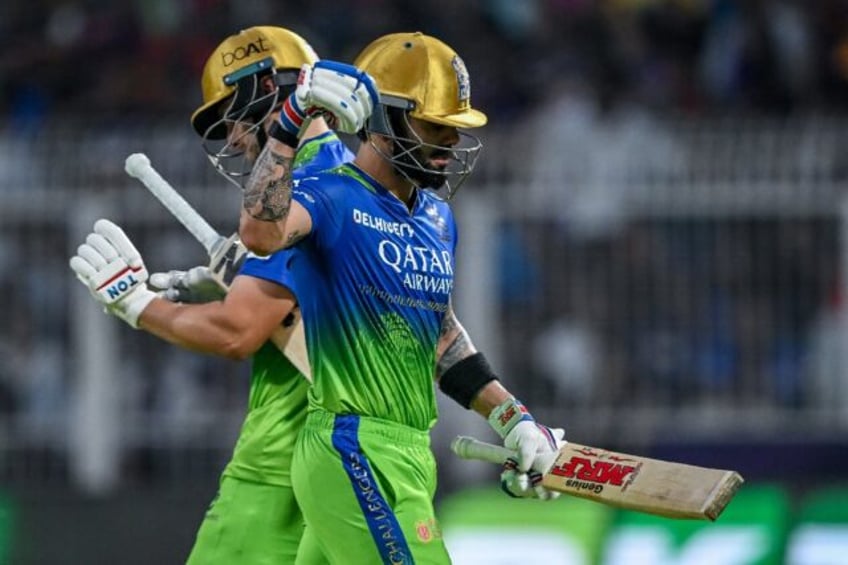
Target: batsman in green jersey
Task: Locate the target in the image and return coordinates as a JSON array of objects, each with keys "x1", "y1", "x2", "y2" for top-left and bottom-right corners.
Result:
[
  {"x1": 68, "y1": 27, "x2": 376, "y2": 564},
  {"x1": 238, "y1": 33, "x2": 567, "y2": 564}
]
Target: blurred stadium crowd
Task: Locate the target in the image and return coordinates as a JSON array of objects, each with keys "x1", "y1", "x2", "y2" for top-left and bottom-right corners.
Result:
[
  {"x1": 2, "y1": 0, "x2": 848, "y2": 464},
  {"x1": 5, "y1": 0, "x2": 848, "y2": 132},
  {"x1": 4, "y1": 1, "x2": 848, "y2": 562}
]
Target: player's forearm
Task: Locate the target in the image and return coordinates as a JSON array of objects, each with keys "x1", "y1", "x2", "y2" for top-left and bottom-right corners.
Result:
[
  {"x1": 435, "y1": 309, "x2": 516, "y2": 415},
  {"x1": 138, "y1": 298, "x2": 267, "y2": 360},
  {"x1": 436, "y1": 304, "x2": 475, "y2": 361},
  {"x1": 437, "y1": 334, "x2": 510, "y2": 416},
  {"x1": 435, "y1": 308, "x2": 497, "y2": 410},
  {"x1": 435, "y1": 315, "x2": 477, "y2": 377},
  {"x1": 240, "y1": 138, "x2": 296, "y2": 255},
  {"x1": 469, "y1": 380, "x2": 512, "y2": 418}
]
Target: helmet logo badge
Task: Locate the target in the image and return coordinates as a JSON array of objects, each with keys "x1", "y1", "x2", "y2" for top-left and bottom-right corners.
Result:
[
  {"x1": 221, "y1": 36, "x2": 270, "y2": 67},
  {"x1": 451, "y1": 56, "x2": 471, "y2": 103}
]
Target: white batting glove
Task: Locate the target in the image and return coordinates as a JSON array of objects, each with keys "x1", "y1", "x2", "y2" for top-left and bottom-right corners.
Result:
[
  {"x1": 279, "y1": 60, "x2": 378, "y2": 136},
  {"x1": 149, "y1": 266, "x2": 227, "y2": 304},
  {"x1": 69, "y1": 219, "x2": 157, "y2": 329},
  {"x1": 488, "y1": 397, "x2": 566, "y2": 500}
]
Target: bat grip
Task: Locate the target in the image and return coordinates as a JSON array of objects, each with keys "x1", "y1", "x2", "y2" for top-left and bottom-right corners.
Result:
[
  {"x1": 125, "y1": 153, "x2": 222, "y2": 254},
  {"x1": 450, "y1": 436, "x2": 516, "y2": 465}
]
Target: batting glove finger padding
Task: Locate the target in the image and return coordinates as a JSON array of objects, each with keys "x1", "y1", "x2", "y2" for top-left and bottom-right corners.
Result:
[
  {"x1": 500, "y1": 462, "x2": 562, "y2": 501},
  {"x1": 76, "y1": 243, "x2": 109, "y2": 269},
  {"x1": 500, "y1": 458, "x2": 530, "y2": 498},
  {"x1": 96, "y1": 219, "x2": 144, "y2": 269},
  {"x1": 148, "y1": 270, "x2": 178, "y2": 291},
  {"x1": 297, "y1": 60, "x2": 378, "y2": 135},
  {"x1": 85, "y1": 232, "x2": 119, "y2": 262},
  {"x1": 530, "y1": 471, "x2": 561, "y2": 501},
  {"x1": 68, "y1": 219, "x2": 157, "y2": 328},
  {"x1": 150, "y1": 266, "x2": 227, "y2": 304},
  {"x1": 69, "y1": 255, "x2": 97, "y2": 281}
]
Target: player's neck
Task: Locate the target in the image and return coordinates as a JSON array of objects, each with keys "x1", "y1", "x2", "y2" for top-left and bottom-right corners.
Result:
[
  {"x1": 355, "y1": 148, "x2": 417, "y2": 210},
  {"x1": 380, "y1": 170, "x2": 417, "y2": 211}
]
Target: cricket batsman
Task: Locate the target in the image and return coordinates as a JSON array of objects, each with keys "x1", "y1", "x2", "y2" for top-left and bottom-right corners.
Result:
[
  {"x1": 236, "y1": 32, "x2": 567, "y2": 563},
  {"x1": 69, "y1": 26, "x2": 376, "y2": 564}
]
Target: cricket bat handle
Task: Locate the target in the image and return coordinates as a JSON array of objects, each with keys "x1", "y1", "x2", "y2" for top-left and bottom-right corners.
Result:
[
  {"x1": 451, "y1": 436, "x2": 516, "y2": 464},
  {"x1": 125, "y1": 153, "x2": 225, "y2": 255},
  {"x1": 124, "y1": 152, "x2": 312, "y2": 381}
]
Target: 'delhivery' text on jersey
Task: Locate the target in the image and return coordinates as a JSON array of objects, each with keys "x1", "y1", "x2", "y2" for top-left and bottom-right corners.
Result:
[
  {"x1": 222, "y1": 131, "x2": 353, "y2": 486},
  {"x1": 291, "y1": 163, "x2": 458, "y2": 432}
]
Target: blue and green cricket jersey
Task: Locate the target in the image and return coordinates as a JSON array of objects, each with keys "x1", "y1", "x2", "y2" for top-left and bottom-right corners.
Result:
[
  {"x1": 291, "y1": 164, "x2": 458, "y2": 431},
  {"x1": 221, "y1": 131, "x2": 353, "y2": 486}
]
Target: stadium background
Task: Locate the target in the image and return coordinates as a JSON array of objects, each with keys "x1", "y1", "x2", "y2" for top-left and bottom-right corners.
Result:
[{"x1": 3, "y1": 0, "x2": 848, "y2": 563}]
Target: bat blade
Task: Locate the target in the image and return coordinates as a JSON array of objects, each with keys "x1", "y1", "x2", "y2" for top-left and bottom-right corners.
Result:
[
  {"x1": 268, "y1": 309, "x2": 311, "y2": 378},
  {"x1": 451, "y1": 436, "x2": 743, "y2": 521}
]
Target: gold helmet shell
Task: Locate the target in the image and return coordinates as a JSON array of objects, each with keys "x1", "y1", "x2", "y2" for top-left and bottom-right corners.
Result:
[
  {"x1": 191, "y1": 26, "x2": 318, "y2": 137},
  {"x1": 354, "y1": 32, "x2": 487, "y2": 129}
]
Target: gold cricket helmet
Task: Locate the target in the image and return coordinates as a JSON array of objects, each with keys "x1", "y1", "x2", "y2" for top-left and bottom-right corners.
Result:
[
  {"x1": 191, "y1": 26, "x2": 318, "y2": 138},
  {"x1": 354, "y1": 32, "x2": 487, "y2": 129}
]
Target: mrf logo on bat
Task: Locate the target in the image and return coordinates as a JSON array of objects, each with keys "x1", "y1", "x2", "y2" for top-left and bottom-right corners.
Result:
[{"x1": 547, "y1": 447, "x2": 641, "y2": 495}]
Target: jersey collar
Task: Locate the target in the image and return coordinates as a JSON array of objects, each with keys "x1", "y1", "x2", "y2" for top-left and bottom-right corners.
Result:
[{"x1": 344, "y1": 163, "x2": 423, "y2": 213}]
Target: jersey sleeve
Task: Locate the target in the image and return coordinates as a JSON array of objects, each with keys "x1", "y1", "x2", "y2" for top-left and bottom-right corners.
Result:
[
  {"x1": 289, "y1": 133, "x2": 353, "y2": 251},
  {"x1": 291, "y1": 174, "x2": 346, "y2": 251},
  {"x1": 238, "y1": 249, "x2": 297, "y2": 293}
]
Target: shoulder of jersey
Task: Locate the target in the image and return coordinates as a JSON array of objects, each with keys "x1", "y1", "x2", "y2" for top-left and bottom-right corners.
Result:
[
  {"x1": 294, "y1": 164, "x2": 350, "y2": 181},
  {"x1": 294, "y1": 164, "x2": 366, "y2": 191}
]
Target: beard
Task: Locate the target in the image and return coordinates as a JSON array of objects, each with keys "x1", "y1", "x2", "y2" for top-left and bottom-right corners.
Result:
[{"x1": 390, "y1": 141, "x2": 450, "y2": 189}]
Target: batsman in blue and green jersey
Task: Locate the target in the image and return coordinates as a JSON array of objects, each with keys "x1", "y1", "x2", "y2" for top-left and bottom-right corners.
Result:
[
  {"x1": 183, "y1": 129, "x2": 352, "y2": 565},
  {"x1": 239, "y1": 32, "x2": 567, "y2": 565},
  {"x1": 178, "y1": 26, "x2": 363, "y2": 564}
]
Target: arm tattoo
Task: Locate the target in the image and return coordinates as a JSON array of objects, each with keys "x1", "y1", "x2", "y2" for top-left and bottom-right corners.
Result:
[
  {"x1": 436, "y1": 309, "x2": 476, "y2": 378},
  {"x1": 243, "y1": 146, "x2": 294, "y2": 221}
]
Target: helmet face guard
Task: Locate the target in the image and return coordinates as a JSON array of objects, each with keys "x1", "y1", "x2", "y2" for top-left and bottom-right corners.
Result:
[
  {"x1": 198, "y1": 59, "x2": 298, "y2": 188},
  {"x1": 191, "y1": 26, "x2": 318, "y2": 187},
  {"x1": 366, "y1": 96, "x2": 482, "y2": 199}
]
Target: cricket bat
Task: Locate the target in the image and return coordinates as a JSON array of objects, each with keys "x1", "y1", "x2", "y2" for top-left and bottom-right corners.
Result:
[
  {"x1": 124, "y1": 152, "x2": 312, "y2": 381},
  {"x1": 451, "y1": 436, "x2": 743, "y2": 521}
]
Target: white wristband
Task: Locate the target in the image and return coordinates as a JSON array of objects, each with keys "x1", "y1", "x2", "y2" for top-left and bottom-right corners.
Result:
[{"x1": 115, "y1": 287, "x2": 157, "y2": 329}]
